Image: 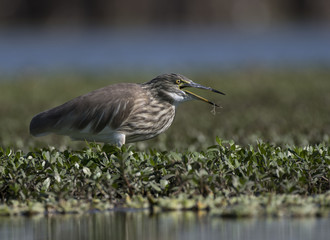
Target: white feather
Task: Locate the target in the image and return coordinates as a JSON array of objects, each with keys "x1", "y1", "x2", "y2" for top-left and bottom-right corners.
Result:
[{"x1": 166, "y1": 91, "x2": 188, "y2": 105}]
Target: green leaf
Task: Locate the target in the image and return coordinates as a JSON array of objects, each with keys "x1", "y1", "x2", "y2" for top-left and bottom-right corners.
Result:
[
  {"x1": 42, "y1": 177, "x2": 51, "y2": 191},
  {"x1": 160, "y1": 179, "x2": 169, "y2": 189},
  {"x1": 82, "y1": 167, "x2": 91, "y2": 177}
]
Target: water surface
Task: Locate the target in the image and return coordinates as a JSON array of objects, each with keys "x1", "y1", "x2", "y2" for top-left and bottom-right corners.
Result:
[
  {"x1": 1, "y1": 211, "x2": 329, "y2": 240},
  {"x1": 1, "y1": 26, "x2": 330, "y2": 74}
]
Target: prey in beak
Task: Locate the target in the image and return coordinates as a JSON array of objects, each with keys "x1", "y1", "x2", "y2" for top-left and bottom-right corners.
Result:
[{"x1": 179, "y1": 81, "x2": 225, "y2": 107}]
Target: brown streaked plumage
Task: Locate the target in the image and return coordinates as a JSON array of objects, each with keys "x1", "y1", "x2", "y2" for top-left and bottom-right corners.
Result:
[{"x1": 30, "y1": 73, "x2": 225, "y2": 146}]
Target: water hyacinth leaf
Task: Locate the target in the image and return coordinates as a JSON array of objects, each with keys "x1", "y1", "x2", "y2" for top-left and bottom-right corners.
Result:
[
  {"x1": 74, "y1": 163, "x2": 80, "y2": 169},
  {"x1": 42, "y1": 177, "x2": 51, "y2": 191},
  {"x1": 150, "y1": 182, "x2": 161, "y2": 192},
  {"x1": 149, "y1": 157, "x2": 156, "y2": 166},
  {"x1": 160, "y1": 179, "x2": 169, "y2": 189},
  {"x1": 94, "y1": 171, "x2": 102, "y2": 179},
  {"x1": 169, "y1": 152, "x2": 182, "y2": 161},
  {"x1": 216, "y1": 136, "x2": 222, "y2": 146},
  {"x1": 54, "y1": 171, "x2": 61, "y2": 183},
  {"x1": 82, "y1": 167, "x2": 91, "y2": 177},
  {"x1": 198, "y1": 169, "x2": 208, "y2": 177},
  {"x1": 43, "y1": 151, "x2": 50, "y2": 161}
]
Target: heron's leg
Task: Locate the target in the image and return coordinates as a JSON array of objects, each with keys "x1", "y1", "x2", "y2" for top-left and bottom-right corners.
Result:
[{"x1": 115, "y1": 133, "x2": 126, "y2": 147}]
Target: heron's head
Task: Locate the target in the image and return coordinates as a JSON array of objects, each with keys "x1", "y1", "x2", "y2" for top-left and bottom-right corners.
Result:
[{"x1": 145, "y1": 73, "x2": 225, "y2": 106}]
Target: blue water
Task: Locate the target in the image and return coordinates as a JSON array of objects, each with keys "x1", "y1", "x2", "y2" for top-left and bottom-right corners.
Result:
[{"x1": 0, "y1": 25, "x2": 330, "y2": 74}]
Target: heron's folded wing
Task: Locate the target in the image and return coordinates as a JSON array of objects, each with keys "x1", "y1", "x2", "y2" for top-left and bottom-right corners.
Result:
[{"x1": 30, "y1": 83, "x2": 140, "y2": 136}]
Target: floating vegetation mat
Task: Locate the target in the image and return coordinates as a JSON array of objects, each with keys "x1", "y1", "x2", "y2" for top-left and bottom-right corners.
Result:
[{"x1": 0, "y1": 139, "x2": 329, "y2": 218}]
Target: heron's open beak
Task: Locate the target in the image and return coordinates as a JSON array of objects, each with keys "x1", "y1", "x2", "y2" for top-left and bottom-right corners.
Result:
[{"x1": 180, "y1": 82, "x2": 225, "y2": 107}]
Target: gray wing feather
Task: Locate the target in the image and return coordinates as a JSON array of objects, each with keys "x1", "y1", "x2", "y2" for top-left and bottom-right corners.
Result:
[{"x1": 30, "y1": 83, "x2": 140, "y2": 136}]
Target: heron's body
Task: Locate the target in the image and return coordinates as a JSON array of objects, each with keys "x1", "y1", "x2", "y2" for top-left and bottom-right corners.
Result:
[{"x1": 30, "y1": 73, "x2": 224, "y2": 146}]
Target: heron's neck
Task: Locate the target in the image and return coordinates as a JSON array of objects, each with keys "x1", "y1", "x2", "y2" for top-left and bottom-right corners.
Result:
[{"x1": 141, "y1": 84, "x2": 172, "y2": 105}]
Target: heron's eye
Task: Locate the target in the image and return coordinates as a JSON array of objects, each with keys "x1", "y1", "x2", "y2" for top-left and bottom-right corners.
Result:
[{"x1": 176, "y1": 79, "x2": 181, "y2": 84}]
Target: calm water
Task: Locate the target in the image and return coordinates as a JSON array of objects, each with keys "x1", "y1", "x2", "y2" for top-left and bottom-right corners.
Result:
[
  {"x1": 0, "y1": 211, "x2": 329, "y2": 240},
  {"x1": 0, "y1": 25, "x2": 330, "y2": 74}
]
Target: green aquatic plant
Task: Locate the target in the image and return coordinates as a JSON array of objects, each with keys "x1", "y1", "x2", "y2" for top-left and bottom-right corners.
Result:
[{"x1": 0, "y1": 140, "x2": 329, "y2": 206}]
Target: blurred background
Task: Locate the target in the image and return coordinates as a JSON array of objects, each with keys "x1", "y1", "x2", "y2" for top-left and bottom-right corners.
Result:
[
  {"x1": 0, "y1": 0, "x2": 329, "y2": 150},
  {"x1": 1, "y1": 0, "x2": 330, "y2": 73}
]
